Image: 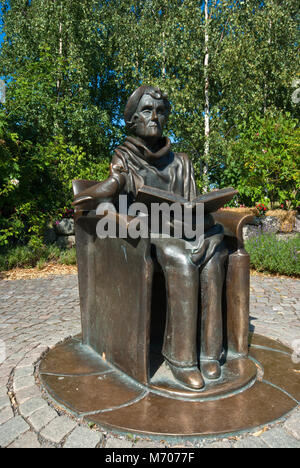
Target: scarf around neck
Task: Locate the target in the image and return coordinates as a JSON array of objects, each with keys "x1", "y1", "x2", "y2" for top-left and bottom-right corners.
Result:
[{"x1": 114, "y1": 135, "x2": 196, "y2": 200}]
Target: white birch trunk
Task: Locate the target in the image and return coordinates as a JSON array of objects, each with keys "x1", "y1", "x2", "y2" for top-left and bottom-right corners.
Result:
[
  {"x1": 264, "y1": 19, "x2": 272, "y2": 114},
  {"x1": 162, "y1": 31, "x2": 166, "y2": 79},
  {"x1": 203, "y1": 0, "x2": 210, "y2": 192},
  {"x1": 57, "y1": 21, "x2": 63, "y2": 102}
]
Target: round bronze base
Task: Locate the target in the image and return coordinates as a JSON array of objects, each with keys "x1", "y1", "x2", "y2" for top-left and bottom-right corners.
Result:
[{"x1": 38, "y1": 334, "x2": 300, "y2": 439}]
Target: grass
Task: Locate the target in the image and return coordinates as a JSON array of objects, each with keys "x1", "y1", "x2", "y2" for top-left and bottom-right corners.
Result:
[
  {"x1": 245, "y1": 233, "x2": 300, "y2": 277},
  {"x1": 0, "y1": 244, "x2": 77, "y2": 271}
]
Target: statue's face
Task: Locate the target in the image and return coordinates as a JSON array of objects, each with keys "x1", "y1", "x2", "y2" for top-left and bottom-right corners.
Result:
[{"x1": 133, "y1": 94, "x2": 168, "y2": 141}]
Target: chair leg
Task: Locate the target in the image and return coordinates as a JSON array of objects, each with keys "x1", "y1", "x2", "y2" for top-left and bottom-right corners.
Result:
[{"x1": 225, "y1": 250, "x2": 250, "y2": 357}]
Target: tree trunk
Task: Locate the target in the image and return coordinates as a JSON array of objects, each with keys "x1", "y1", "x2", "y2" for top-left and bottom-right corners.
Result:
[
  {"x1": 162, "y1": 31, "x2": 166, "y2": 79},
  {"x1": 264, "y1": 19, "x2": 272, "y2": 114},
  {"x1": 203, "y1": 0, "x2": 210, "y2": 192},
  {"x1": 57, "y1": 21, "x2": 63, "y2": 103}
]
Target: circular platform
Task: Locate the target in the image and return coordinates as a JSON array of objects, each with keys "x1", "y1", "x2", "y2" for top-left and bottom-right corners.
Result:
[{"x1": 38, "y1": 334, "x2": 300, "y2": 439}]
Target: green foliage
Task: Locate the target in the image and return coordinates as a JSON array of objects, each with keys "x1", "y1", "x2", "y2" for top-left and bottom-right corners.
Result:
[
  {"x1": 0, "y1": 0, "x2": 122, "y2": 154},
  {"x1": 58, "y1": 247, "x2": 77, "y2": 266},
  {"x1": 0, "y1": 109, "x2": 109, "y2": 246},
  {"x1": 245, "y1": 233, "x2": 300, "y2": 277},
  {"x1": 107, "y1": 0, "x2": 299, "y2": 185},
  {"x1": 0, "y1": 243, "x2": 77, "y2": 271},
  {"x1": 221, "y1": 111, "x2": 300, "y2": 208},
  {"x1": 0, "y1": 0, "x2": 299, "y2": 251}
]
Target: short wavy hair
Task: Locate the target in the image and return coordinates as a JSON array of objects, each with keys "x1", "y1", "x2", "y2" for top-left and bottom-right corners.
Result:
[{"x1": 124, "y1": 85, "x2": 171, "y2": 130}]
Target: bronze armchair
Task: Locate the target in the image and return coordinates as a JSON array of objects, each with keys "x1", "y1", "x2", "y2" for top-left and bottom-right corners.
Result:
[{"x1": 72, "y1": 179, "x2": 253, "y2": 387}]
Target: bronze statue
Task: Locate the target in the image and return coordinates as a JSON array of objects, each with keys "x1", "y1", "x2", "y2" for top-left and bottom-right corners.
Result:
[
  {"x1": 40, "y1": 87, "x2": 294, "y2": 438},
  {"x1": 73, "y1": 86, "x2": 232, "y2": 390}
]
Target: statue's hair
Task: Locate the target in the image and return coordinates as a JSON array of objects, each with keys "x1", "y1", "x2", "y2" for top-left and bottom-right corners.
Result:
[{"x1": 124, "y1": 85, "x2": 170, "y2": 129}]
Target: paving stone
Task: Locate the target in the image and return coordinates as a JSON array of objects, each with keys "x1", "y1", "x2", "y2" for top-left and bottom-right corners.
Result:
[
  {"x1": 0, "y1": 272, "x2": 299, "y2": 448},
  {"x1": 105, "y1": 436, "x2": 134, "y2": 448},
  {"x1": 13, "y1": 375, "x2": 35, "y2": 391},
  {"x1": 0, "y1": 405, "x2": 14, "y2": 425},
  {"x1": 0, "y1": 377, "x2": 8, "y2": 388},
  {"x1": 19, "y1": 396, "x2": 47, "y2": 417},
  {"x1": 0, "y1": 395, "x2": 10, "y2": 411},
  {"x1": 8, "y1": 430, "x2": 41, "y2": 448},
  {"x1": 0, "y1": 416, "x2": 30, "y2": 448},
  {"x1": 233, "y1": 436, "x2": 269, "y2": 448},
  {"x1": 40, "y1": 415, "x2": 77, "y2": 444},
  {"x1": 14, "y1": 365, "x2": 34, "y2": 379},
  {"x1": 203, "y1": 440, "x2": 232, "y2": 448},
  {"x1": 63, "y1": 425, "x2": 102, "y2": 448},
  {"x1": 260, "y1": 427, "x2": 300, "y2": 448},
  {"x1": 0, "y1": 365, "x2": 11, "y2": 377},
  {"x1": 28, "y1": 405, "x2": 58, "y2": 432},
  {"x1": 15, "y1": 384, "x2": 42, "y2": 404},
  {"x1": 284, "y1": 411, "x2": 300, "y2": 441},
  {"x1": 0, "y1": 386, "x2": 7, "y2": 398}
]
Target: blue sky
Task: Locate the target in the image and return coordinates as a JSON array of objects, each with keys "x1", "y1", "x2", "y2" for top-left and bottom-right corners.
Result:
[
  {"x1": 0, "y1": 11, "x2": 4, "y2": 46},
  {"x1": 0, "y1": 13, "x2": 4, "y2": 84}
]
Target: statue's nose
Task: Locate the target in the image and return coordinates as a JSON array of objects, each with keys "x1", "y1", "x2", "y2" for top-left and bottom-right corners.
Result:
[{"x1": 151, "y1": 109, "x2": 158, "y2": 121}]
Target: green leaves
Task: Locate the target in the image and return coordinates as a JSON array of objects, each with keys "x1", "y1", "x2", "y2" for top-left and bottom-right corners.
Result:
[
  {"x1": 0, "y1": 0, "x2": 299, "y2": 248},
  {"x1": 222, "y1": 110, "x2": 300, "y2": 208},
  {"x1": 245, "y1": 233, "x2": 300, "y2": 277}
]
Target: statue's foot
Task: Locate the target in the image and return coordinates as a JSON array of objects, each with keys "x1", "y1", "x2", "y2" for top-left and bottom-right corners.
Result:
[
  {"x1": 167, "y1": 362, "x2": 205, "y2": 389},
  {"x1": 201, "y1": 360, "x2": 221, "y2": 380}
]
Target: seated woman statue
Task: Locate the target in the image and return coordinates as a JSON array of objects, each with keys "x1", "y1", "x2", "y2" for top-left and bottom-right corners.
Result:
[{"x1": 74, "y1": 86, "x2": 228, "y2": 390}]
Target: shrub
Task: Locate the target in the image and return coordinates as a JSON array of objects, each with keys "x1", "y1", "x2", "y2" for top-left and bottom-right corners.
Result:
[
  {"x1": 58, "y1": 248, "x2": 77, "y2": 266},
  {"x1": 245, "y1": 233, "x2": 300, "y2": 277},
  {"x1": 222, "y1": 111, "x2": 300, "y2": 209},
  {"x1": 0, "y1": 110, "x2": 109, "y2": 247},
  {"x1": 0, "y1": 243, "x2": 77, "y2": 271}
]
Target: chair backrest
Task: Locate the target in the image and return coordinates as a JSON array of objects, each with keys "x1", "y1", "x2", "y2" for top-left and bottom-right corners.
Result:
[{"x1": 72, "y1": 179, "x2": 100, "y2": 197}]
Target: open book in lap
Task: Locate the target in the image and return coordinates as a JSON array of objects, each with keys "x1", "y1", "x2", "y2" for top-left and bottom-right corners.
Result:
[{"x1": 136, "y1": 185, "x2": 238, "y2": 214}]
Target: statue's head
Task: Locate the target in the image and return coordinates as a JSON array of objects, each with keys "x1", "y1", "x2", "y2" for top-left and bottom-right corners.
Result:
[{"x1": 124, "y1": 86, "x2": 171, "y2": 142}]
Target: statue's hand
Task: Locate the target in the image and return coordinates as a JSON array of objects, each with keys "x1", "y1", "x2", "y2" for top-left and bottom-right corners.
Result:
[
  {"x1": 73, "y1": 176, "x2": 121, "y2": 207},
  {"x1": 73, "y1": 162, "x2": 127, "y2": 208},
  {"x1": 110, "y1": 163, "x2": 128, "y2": 178}
]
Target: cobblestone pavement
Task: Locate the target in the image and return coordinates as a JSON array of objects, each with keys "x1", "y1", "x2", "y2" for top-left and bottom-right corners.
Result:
[{"x1": 0, "y1": 273, "x2": 299, "y2": 448}]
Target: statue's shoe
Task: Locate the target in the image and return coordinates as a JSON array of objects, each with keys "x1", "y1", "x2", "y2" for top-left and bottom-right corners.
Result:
[
  {"x1": 167, "y1": 362, "x2": 205, "y2": 389},
  {"x1": 201, "y1": 360, "x2": 221, "y2": 380}
]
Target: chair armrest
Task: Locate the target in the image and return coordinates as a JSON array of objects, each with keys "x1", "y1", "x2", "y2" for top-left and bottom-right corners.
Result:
[
  {"x1": 72, "y1": 179, "x2": 101, "y2": 196},
  {"x1": 211, "y1": 210, "x2": 254, "y2": 250},
  {"x1": 72, "y1": 179, "x2": 105, "y2": 213},
  {"x1": 74, "y1": 210, "x2": 146, "y2": 240}
]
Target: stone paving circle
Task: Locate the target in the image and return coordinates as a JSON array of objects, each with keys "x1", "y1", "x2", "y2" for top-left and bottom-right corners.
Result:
[{"x1": 0, "y1": 273, "x2": 299, "y2": 448}]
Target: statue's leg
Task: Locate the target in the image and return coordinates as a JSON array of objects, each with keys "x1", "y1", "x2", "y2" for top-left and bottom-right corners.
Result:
[
  {"x1": 153, "y1": 239, "x2": 204, "y2": 389},
  {"x1": 200, "y1": 244, "x2": 228, "y2": 380}
]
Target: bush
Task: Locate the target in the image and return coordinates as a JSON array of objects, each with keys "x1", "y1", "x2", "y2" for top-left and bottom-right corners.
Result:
[
  {"x1": 0, "y1": 243, "x2": 77, "y2": 271},
  {"x1": 58, "y1": 248, "x2": 77, "y2": 266},
  {"x1": 245, "y1": 233, "x2": 300, "y2": 277},
  {"x1": 0, "y1": 109, "x2": 110, "y2": 247},
  {"x1": 221, "y1": 111, "x2": 300, "y2": 209}
]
